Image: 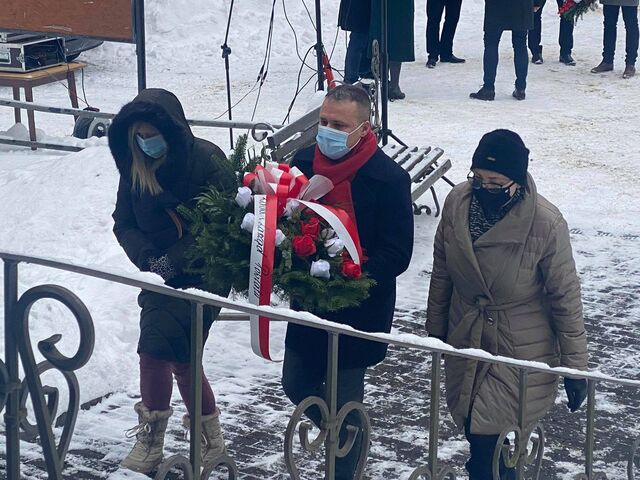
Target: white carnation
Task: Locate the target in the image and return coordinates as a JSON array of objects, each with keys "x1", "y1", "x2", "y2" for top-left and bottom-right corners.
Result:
[
  {"x1": 325, "y1": 237, "x2": 345, "y2": 257},
  {"x1": 240, "y1": 213, "x2": 255, "y2": 232},
  {"x1": 310, "y1": 260, "x2": 331, "y2": 279},
  {"x1": 275, "y1": 229, "x2": 286, "y2": 247},
  {"x1": 320, "y1": 228, "x2": 336, "y2": 241},
  {"x1": 284, "y1": 199, "x2": 301, "y2": 218},
  {"x1": 235, "y1": 186, "x2": 253, "y2": 208}
]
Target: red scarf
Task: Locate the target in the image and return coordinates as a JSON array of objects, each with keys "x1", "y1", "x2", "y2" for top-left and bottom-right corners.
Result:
[{"x1": 313, "y1": 130, "x2": 378, "y2": 226}]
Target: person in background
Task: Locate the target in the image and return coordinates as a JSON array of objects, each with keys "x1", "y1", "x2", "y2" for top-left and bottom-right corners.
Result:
[
  {"x1": 369, "y1": 0, "x2": 416, "y2": 99},
  {"x1": 282, "y1": 85, "x2": 414, "y2": 479},
  {"x1": 340, "y1": 0, "x2": 373, "y2": 84},
  {"x1": 591, "y1": 0, "x2": 638, "y2": 79},
  {"x1": 528, "y1": 0, "x2": 577, "y2": 65},
  {"x1": 109, "y1": 88, "x2": 235, "y2": 473},
  {"x1": 426, "y1": 0, "x2": 466, "y2": 68},
  {"x1": 470, "y1": 0, "x2": 543, "y2": 101},
  {"x1": 426, "y1": 129, "x2": 588, "y2": 480}
]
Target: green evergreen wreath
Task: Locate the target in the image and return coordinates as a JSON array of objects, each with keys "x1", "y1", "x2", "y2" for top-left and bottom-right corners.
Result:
[{"x1": 178, "y1": 135, "x2": 375, "y2": 314}]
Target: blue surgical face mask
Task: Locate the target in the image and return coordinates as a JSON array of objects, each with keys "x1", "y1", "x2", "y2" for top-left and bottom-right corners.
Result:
[
  {"x1": 316, "y1": 122, "x2": 365, "y2": 160},
  {"x1": 136, "y1": 133, "x2": 168, "y2": 159}
]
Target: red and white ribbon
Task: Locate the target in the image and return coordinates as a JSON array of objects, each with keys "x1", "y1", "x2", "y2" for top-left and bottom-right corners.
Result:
[
  {"x1": 244, "y1": 163, "x2": 361, "y2": 361},
  {"x1": 248, "y1": 194, "x2": 278, "y2": 361}
]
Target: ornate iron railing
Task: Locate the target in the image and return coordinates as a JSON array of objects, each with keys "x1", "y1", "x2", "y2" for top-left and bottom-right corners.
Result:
[{"x1": 1, "y1": 250, "x2": 640, "y2": 479}]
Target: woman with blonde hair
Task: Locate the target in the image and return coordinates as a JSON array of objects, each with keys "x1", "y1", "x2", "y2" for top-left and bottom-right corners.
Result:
[{"x1": 108, "y1": 88, "x2": 235, "y2": 473}]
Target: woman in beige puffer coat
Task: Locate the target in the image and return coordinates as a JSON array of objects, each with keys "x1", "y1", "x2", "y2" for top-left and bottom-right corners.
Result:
[{"x1": 426, "y1": 129, "x2": 588, "y2": 480}]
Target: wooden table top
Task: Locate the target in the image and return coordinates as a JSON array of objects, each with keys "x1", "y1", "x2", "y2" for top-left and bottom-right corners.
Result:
[{"x1": 0, "y1": 62, "x2": 87, "y2": 84}]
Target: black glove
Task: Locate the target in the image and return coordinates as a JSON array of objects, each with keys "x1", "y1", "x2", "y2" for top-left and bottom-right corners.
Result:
[
  {"x1": 147, "y1": 254, "x2": 177, "y2": 281},
  {"x1": 564, "y1": 377, "x2": 587, "y2": 412}
]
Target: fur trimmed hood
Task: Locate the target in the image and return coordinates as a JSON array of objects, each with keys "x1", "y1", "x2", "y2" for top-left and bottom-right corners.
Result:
[{"x1": 108, "y1": 88, "x2": 195, "y2": 184}]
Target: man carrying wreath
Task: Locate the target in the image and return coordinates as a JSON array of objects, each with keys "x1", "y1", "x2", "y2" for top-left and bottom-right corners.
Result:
[{"x1": 281, "y1": 84, "x2": 414, "y2": 479}]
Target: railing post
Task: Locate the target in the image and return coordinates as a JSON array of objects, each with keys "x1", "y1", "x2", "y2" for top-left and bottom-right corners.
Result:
[
  {"x1": 428, "y1": 351, "x2": 442, "y2": 474},
  {"x1": 516, "y1": 369, "x2": 528, "y2": 480},
  {"x1": 325, "y1": 331, "x2": 339, "y2": 479},
  {"x1": 189, "y1": 301, "x2": 204, "y2": 475},
  {"x1": 4, "y1": 259, "x2": 20, "y2": 479},
  {"x1": 585, "y1": 379, "x2": 597, "y2": 478}
]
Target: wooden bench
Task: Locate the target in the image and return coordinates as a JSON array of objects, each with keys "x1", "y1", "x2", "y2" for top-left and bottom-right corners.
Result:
[{"x1": 265, "y1": 105, "x2": 452, "y2": 216}]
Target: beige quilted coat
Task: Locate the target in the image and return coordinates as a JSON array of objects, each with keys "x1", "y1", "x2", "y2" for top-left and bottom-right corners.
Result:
[{"x1": 426, "y1": 175, "x2": 588, "y2": 435}]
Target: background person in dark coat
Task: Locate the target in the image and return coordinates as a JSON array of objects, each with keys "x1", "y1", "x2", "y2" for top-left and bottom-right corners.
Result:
[
  {"x1": 470, "y1": 0, "x2": 543, "y2": 101},
  {"x1": 339, "y1": 0, "x2": 373, "y2": 83},
  {"x1": 426, "y1": 0, "x2": 466, "y2": 68},
  {"x1": 591, "y1": 0, "x2": 639, "y2": 79},
  {"x1": 528, "y1": 0, "x2": 577, "y2": 66},
  {"x1": 369, "y1": 0, "x2": 416, "y2": 99},
  {"x1": 109, "y1": 88, "x2": 235, "y2": 473},
  {"x1": 282, "y1": 85, "x2": 414, "y2": 479}
]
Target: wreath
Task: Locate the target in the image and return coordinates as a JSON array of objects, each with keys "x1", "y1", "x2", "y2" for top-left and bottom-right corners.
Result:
[{"x1": 179, "y1": 135, "x2": 375, "y2": 314}]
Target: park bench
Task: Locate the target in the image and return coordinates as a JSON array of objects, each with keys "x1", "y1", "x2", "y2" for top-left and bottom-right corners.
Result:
[{"x1": 265, "y1": 105, "x2": 453, "y2": 216}]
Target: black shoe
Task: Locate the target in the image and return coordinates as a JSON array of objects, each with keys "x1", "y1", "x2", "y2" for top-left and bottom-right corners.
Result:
[
  {"x1": 531, "y1": 52, "x2": 544, "y2": 64},
  {"x1": 559, "y1": 53, "x2": 576, "y2": 66},
  {"x1": 591, "y1": 61, "x2": 614, "y2": 73},
  {"x1": 469, "y1": 87, "x2": 495, "y2": 101},
  {"x1": 389, "y1": 86, "x2": 406, "y2": 100},
  {"x1": 426, "y1": 58, "x2": 437, "y2": 69},
  {"x1": 440, "y1": 54, "x2": 466, "y2": 64},
  {"x1": 512, "y1": 89, "x2": 526, "y2": 100}
]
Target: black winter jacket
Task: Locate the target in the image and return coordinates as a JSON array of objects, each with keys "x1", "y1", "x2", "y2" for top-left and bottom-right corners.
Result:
[
  {"x1": 484, "y1": 0, "x2": 543, "y2": 32},
  {"x1": 284, "y1": 146, "x2": 414, "y2": 368},
  {"x1": 109, "y1": 88, "x2": 235, "y2": 362}
]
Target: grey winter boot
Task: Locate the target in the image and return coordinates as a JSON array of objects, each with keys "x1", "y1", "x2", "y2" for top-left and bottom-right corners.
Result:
[
  {"x1": 121, "y1": 402, "x2": 173, "y2": 473},
  {"x1": 182, "y1": 408, "x2": 227, "y2": 466}
]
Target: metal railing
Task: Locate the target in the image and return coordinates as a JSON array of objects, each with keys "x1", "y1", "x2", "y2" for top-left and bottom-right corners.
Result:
[
  {"x1": 0, "y1": 97, "x2": 282, "y2": 151},
  {"x1": 1, "y1": 250, "x2": 640, "y2": 479}
]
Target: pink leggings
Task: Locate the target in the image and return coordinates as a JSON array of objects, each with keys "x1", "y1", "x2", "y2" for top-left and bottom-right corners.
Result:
[{"x1": 139, "y1": 353, "x2": 216, "y2": 415}]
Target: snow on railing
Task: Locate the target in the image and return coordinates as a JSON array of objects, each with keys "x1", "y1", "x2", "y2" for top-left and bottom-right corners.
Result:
[{"x1": 1, "y1": 250, "x2": 639, "y2": 479}]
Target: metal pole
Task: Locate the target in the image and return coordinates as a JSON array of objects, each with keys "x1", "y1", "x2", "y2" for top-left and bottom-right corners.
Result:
[
  {"x1": 585, "y1": 379, "x2": 597, "y2": 478},
  {"x1": 4, "y1": 260, "x2": 20, "y2": 479},
  {"x1": 222, "y1": 0, "x2": 235, "y2": 150},
  {"x1": 134, "y1": 0, "x2": 147, "y2": 92},
  {"x1": 380, "y1": 0, "x2": 389, "y2": 145},
  {"x1": 189, "y1": 302, "x2": 204, "y2": 475},
  {"x1": 315, "y1": 0, "x2": 326, "y2": 91},
  {"x1": 428, "y1": 352, "x2": 442, "y2": 474},
  {"x1": 325, "y1": 332, "x2": 339, "y2": 478},
  {"x1": 516, "y1": 369, "x2": 528, "y2": 480}
]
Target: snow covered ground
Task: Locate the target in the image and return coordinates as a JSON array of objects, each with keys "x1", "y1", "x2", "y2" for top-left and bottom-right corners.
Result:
[{"x1": 0, "y1": 0, "x2": 639, "y2": 478}]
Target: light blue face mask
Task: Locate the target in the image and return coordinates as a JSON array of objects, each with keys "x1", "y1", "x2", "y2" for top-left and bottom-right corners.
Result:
[
  {"x1": 316, "y1": 123, "x2": 365, "y2": 160},
  {"x1": 136, "y1": 133, "x2": 168, "y2": 159}
]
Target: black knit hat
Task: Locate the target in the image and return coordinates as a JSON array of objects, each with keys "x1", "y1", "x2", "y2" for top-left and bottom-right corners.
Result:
[{"x1": 471, "y1": 129, "x2": 529, "y2": 185}]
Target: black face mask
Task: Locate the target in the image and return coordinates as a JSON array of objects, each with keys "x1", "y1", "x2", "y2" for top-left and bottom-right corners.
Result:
[{"x1": 473, "y1": 186, "x2": 512, "y2": 213}]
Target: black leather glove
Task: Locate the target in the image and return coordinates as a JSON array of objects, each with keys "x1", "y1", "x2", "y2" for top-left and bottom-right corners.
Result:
[
  {"x1": 564, "y1": 377, "x2": 587, "y2": 412},
  {"x1": 147, "y1": 254, "x2": 177, "y2": 281}
]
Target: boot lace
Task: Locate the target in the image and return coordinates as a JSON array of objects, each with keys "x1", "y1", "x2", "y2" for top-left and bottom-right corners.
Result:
[{"x1": 125, "y1": 422, "x2": 151, "y2": 439}]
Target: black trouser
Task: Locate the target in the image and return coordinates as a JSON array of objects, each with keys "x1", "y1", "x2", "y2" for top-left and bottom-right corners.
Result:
[
  {"x1": 602, "y1": 4, "x2": 639, "y2": 66},
  {"x1": 483, "y1": 29, "x2": 529, "y2": 91},
  {"x1": 344, "y1": 31, "x2": 371, "y2": 84},
  {"x1": 464, "y1": 419, "x2": 515, "y2": 480},
  {"x1": 426, "y1": 0, "x2": 463, "y2": 60},
  {"x1": 528, "y1": 0, "x2": 574, "y2": 56},
  {"x1": 281, "y1": 348, "x2": 367, "y2": 480}
]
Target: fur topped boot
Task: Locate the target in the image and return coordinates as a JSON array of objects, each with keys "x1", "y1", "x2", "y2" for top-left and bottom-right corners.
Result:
[
  {"x1": 182, "y1": 407, "x2": 228, "y2": 466},
  {"x1": 121, "y1": 402, "x2": 173, "y2": 473}
]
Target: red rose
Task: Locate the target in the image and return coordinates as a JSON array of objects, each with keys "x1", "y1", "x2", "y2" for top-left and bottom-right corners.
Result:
[
  {"x1": 341, "y1": 259, "x2": 362, "y2": 279},
  {"x1": 300, "y1": 217, "x2": 321, "y2": 239},
  {"x1": 292, "y1": 234, "x2": 317, "y2": 257}
]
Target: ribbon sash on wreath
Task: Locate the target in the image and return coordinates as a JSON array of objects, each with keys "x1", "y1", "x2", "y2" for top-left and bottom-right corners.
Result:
[{"x1": 245, "y1": 162, "x2": 364, "y2": 361}]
